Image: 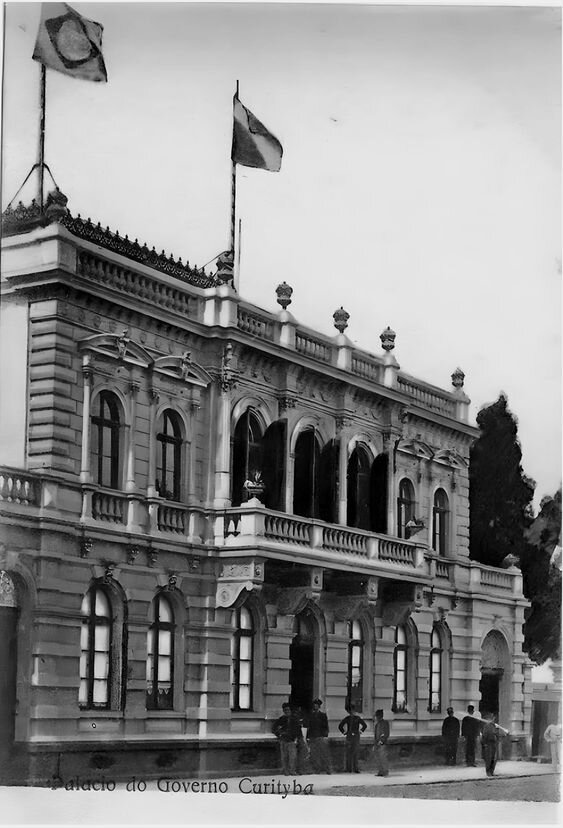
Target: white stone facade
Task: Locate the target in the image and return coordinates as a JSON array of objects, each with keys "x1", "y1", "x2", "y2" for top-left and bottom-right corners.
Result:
[{"x1": 0, "y1": 218, "x2": 531, "y2": 782}]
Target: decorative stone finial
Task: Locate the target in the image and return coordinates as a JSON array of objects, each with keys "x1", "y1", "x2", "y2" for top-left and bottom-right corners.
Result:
[
  {"x1": 215, "y1": 250, "x2": 234, "y2": 284},
  {"x1": 275, "y1": 281, "x2": 293, "y2": 310},
  {"x1": 333, "y1": 306, "x2": 350, "y2": 334},
  {"x1": 380, "y1": 326, "x2": 396, "y2": 352},
  {"x1": 451, "y1": 367, "x2": 465, "y2": 389},
  {"x1": 44, "y1": 187, "x2": 69, "y2": 222}
]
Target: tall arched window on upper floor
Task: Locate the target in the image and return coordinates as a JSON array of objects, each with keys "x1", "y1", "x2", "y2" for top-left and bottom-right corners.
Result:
[
  {"x1": 156, "y1": 410, "x2": 183, "y2": 501},
  {"x1": 232, "y1": 410, "x2": 264, "y2": 507},
  {"x1": 397, "y1": 478, "x2": 415, "y2": 539},
  {"x1": 347, "y1": 445, "x2": 372, "y2": 530},
  {"x1": 79, "y1": 585, "x2": 111, "y2": 709},
  {"x1": 230, "y1": 605, "x2": 255, "y2": 711},
  {"x1": 428, "y1": 626, "x2": 443, "y2": 713},
  {"x1": 146, "y1": 593, "x2": 174, "y2": 710},
  {"x1": 371, "y1": 452, "x2": 388, "y2": 534},
  {"x1": 261, "y1": 420, "x2": 287, "y2": 512},
  {"x1": 91, "y1": 391, "x2": 121, "y2": 489},
  {"x1": 293, "y1": 428, "x2": 321, "y2": 518},
  {"x1": 347, "y1": 620, "x2": 364, "y2": 711},
  {"x1": 432, "y1": 489, "x2": 449, "y2": 556}
]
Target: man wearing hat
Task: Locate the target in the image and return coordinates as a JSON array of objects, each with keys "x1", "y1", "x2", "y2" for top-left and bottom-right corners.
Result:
[
  {"x1": 373, "y1": 709, "x2": 390, "y2": 777},
  {"x1": 305, "y1": 699, "x2": 332, "y2": 774}
]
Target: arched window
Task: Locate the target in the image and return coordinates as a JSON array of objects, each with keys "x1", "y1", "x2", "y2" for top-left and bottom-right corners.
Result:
[
  {"x1": 393, "y1": 625, "x2": 408, "y2": 713},
  {"x1": 347, "y1": 620, "x2": 364, "y2": 711},
  {"x1": 397, "y1": 478, "x2": 415, "y2": 539},
  {"x1": 232, "y1": 410, "x2": 264, "y2": 507},
  {"x1": 347, "y1": 446, "x2": 371, "y2": 530},
  {"x1": 432, "y1": 489, "x2": 449, "y2": 556},
  {"x1": 146, "y1": 594, "x2": 174, "y2": 710},
  {"x1": 91, "y1": 391, "x2": 121, "y2": 489},
  {"x1": 293, "y1": 428, "x2": 321, "y2": 518},
  {"x1": 429, "y1": 627, "x2": 442, "y2": 713},
  {"x1": 79, "y1": 586, "x2": 111, "y2": 709},
  {"x1": 156, "y1": 410, "x2": 183, "y2": 501},
  {"x1": 230, "y1": 605, "x2": 254, "y2": 711}
]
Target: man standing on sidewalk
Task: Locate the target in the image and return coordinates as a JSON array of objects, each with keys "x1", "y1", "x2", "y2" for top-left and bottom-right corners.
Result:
[
  {"x1": 543, "y1": 722, "x2": 561, "y2": 771},
  {"x1": 272, "y1": 703, "x2": 303, "y2": 775},
  {"x1": 480, "y1": 711, "x2": 509, "y2": 777},
  {"x1": 305, "y1": 699, "x2": 332, "y2": 774},
  {"x1": 442, "y1": 707, "x2": 460, "y2": 765},
  {"x1": 373, "y1": 709, "x2": 390, "y2": 777},
  {"x1": 461, "y1": 705, "x2": 481, "y2": 767},
  {"x1": 338, "y1": 703, "x2": 367, "y2": 773}
]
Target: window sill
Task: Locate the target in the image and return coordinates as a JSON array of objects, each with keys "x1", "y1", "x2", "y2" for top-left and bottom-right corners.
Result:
[{"x1": 79, "y1": 709, "x2": 124, "y2": 718}]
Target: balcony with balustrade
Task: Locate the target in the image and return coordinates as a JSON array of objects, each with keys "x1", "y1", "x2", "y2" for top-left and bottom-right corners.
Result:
[{"x1": 0, "y1": 465, "x2": 524, "y2": 601}]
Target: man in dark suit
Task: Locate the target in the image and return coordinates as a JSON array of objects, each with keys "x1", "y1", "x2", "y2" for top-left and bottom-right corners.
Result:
[
  {"x1": 461, "y1": 705, "x2": 481, "y2": 766},
  {"x1": 442, "y1": 706, "x2": 460, "y2": 765},
  {"x1": 272, "y1": 703, "x2": 304, "y2": 775},
  {"x1": 338, "y1": 703, "x2": 367, "y2": 773},
  {"x1": 373, "y1": 709, "x2": 390, "y2": 777},
  {"x1": 305, "y1": 698, "x2": 332, "y2": 773}
]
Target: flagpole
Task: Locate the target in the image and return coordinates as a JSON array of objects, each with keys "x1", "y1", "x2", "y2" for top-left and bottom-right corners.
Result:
[
  {"x1": 235, "y1": 218, "x2": 242, "y2": 292},
  {"x1": 230, "y1": 80, "x2": 239, "y2": 259},
  {"x1": 38, "y1": 63, "x2": 47, "y2": 210}
]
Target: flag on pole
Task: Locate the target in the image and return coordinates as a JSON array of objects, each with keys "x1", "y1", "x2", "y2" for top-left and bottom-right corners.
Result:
[
  {"x1": 33, "y1": 3, "x2": 107, "y2": 82},
  {"x1": 232, "y1": 97, "x2": 282, "y2": 172}
]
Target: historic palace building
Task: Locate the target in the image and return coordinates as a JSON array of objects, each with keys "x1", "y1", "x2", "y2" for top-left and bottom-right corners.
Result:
[{"x1": 0, "y1": 194, "x2": 531, "y2": 784}]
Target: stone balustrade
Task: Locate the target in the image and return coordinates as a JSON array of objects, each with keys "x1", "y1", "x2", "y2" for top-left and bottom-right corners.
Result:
[
  {"x1": 91, "y1": 489, "x2": 127, "y2": 524},
  {"x1": 220, "y1": 506, "x2": 425, "y2": 573},
  {"x1": 156, "y1": 502, "x2": 189, "y2": 534},
  {"x1": 237, "y1": 307, "x2": 274, "y2": 341},
  {"x1": 0, "y1": 469, "x2": 38, "y2": 506},
  {"x1": 396, "y1": 375, "x2": 457, "y2": 417},
  {"x1": 0, "y1": 467, "x2": 523, "y2": 597}
]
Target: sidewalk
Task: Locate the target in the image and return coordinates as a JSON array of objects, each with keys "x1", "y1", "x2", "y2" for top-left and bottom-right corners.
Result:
[{"x1": 211, "y1": 760, "x2": 558, "y2": 794}]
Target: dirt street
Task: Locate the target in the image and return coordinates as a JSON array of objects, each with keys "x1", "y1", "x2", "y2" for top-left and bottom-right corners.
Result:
[{"x1": 322, "y1": 773, "x2": 560, "y2": 801}]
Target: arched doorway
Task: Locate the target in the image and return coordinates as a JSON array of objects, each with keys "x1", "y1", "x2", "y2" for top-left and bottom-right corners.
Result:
[
  {"x1": 480, "y1": 630, "x2": 511, "y2": 729},
  {"x1": 289, "y1": 609, "x2": 317, "y2": 713},
  {"x1": 0, "y1": 571, "x2": 19, "y2": 753}
]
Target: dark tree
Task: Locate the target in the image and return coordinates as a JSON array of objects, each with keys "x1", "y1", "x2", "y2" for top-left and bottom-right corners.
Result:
[
  {"x1": 469, "y1": 394, "x2": 535, "y2": 567},
  {"x1": 520, "y1": 489, "x2": 562, "y2": 664}
]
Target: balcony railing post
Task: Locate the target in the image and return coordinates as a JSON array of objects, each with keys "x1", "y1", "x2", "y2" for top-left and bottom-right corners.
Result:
[
  {"x1": 80, "y1": 486, "x2": 93, "y2": 522},
  {"x1": 367, "y1": 536, "x2": 379, "y2": 559},
  {"x1": 147, "y1": 499, "x2": 159, "y2": 533},
  {"x1": 511, "y1": 569, "x2": 522, "y2": 596},
  {"x1": 311, "y1": 524, "x2": 323, "y2": 549},
  {"x1": 239, "y1": 504, "x2": 265, "y2": 539},
  {"x1": 126, "y1": 494, "x2": 145, "y2": 533},
  {"x1": 469, "y1": 564, "x2": 481, "y2": 590}
]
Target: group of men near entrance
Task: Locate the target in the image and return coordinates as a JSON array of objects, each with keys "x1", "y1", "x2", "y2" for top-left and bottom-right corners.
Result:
[
  {"x1": 272, "y1": 701, "x2": 509, "y2": 779},
  {"x1": 442, "y1": 705, "x2": 509, "y2": 777}
]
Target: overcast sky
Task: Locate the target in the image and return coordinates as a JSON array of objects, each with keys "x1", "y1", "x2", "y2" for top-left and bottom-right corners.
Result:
[{"x1": 2, "y1": 2, "x2": 561, "y2": 507}]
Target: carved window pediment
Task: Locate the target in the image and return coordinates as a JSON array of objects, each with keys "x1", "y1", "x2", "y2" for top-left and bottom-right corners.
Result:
[
  {"x1": 80, "y1": 334, "x2": 211, "y2": 387},
  {"x1": 153, "y1": 355, "x2": 212, "y2": 387},
  {"x1": 79, "y1": 332, "x2": 153, "y2": 367},
  {"x1": 433, "y1": 449, "x2": 467, "y2": 469},
  {"x1": 397, "y1": 438, "x2": 433, "y2": 460}
]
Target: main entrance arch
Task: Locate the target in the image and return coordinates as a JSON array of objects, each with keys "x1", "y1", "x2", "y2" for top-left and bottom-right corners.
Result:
[
  {"x1": 480, "y1": 630, "x2": 511, "y2": 728},
  {"x1": 289, "y1": 607, "x2": 319, "y2": 713}
]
